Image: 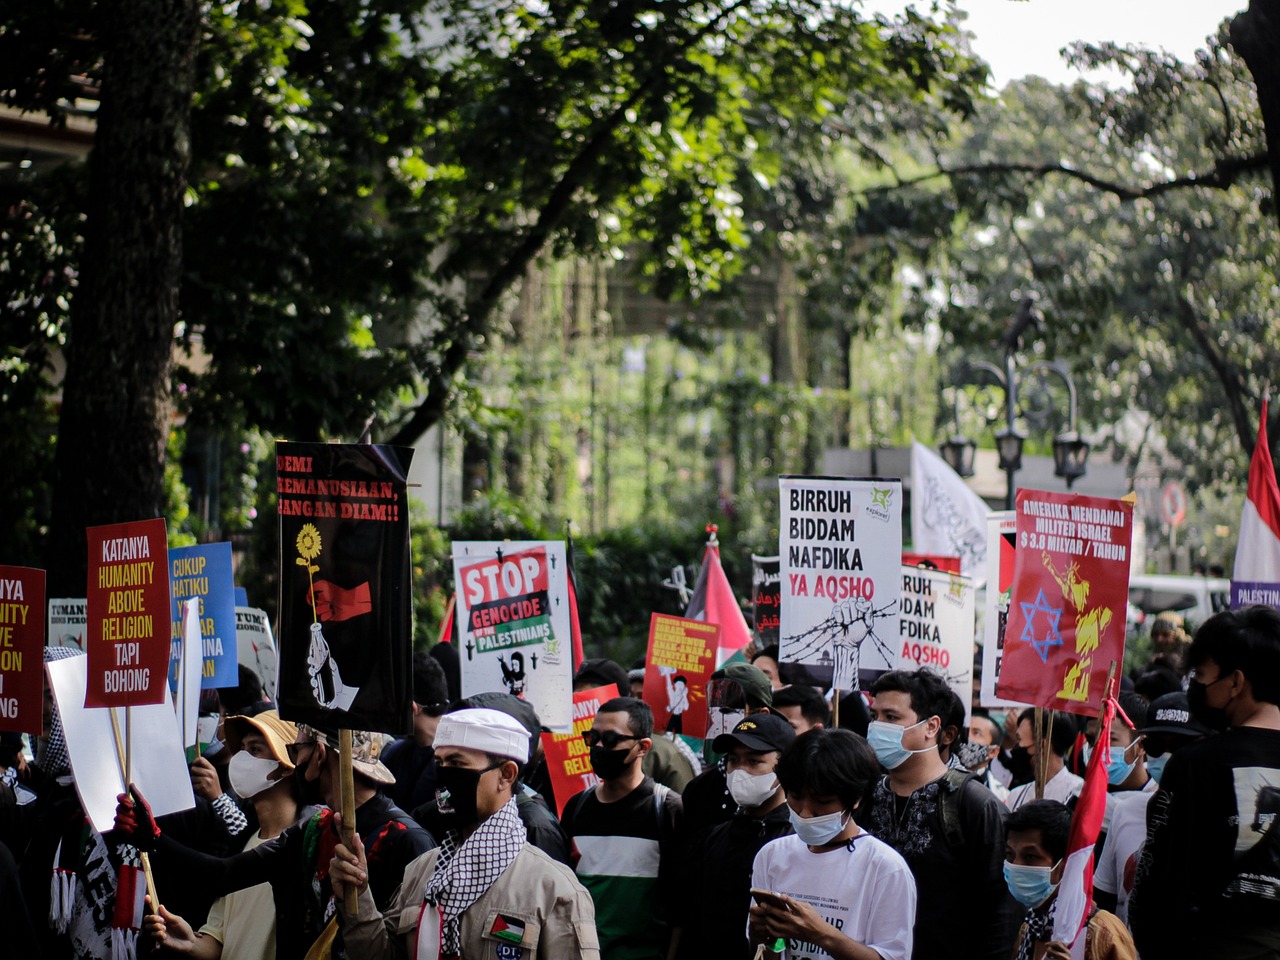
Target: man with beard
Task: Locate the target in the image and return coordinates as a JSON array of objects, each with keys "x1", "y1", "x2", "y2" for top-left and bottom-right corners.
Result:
[{"x1": 330, "y1": 707, "x2": 597, "y2": 959}]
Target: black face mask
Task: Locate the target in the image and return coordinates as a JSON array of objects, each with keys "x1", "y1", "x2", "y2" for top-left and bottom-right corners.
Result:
[
  {"x1": 589, "y1": 744, "x2": 635, "y2": 782},
  {"x1": 1187, "y1": 678, "x2": 1230, "y2": 732},
  {"x1": 295, "y1": 767, "x2": 323, "y2": 807},
  {"x1": 435, "y1": 763, "x2": 501, "y2": 826}
]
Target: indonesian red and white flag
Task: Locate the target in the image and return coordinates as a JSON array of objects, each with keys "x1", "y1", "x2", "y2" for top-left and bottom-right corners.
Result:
[
  {"x1": 1051, "y1": 689, "x2": 1116, "y2": 957},
  {"x1": 1234, "y1": 399, "x2": 1280, "y2": 582}
]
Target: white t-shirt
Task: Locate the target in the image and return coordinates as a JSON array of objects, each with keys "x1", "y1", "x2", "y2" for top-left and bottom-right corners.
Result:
[
  {"x1": 1005, "y1": 767, "x2": 1083, "y2": 811},
  {"x1": 1094, "y1": 789, "x2": 1154, "y2": 924},
  {"x1": 750, "y1": 831, "x2": 916, "y2": 960}
]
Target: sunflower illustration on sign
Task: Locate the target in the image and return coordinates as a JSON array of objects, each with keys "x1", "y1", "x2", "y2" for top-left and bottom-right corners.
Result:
[{"x1": 294, "y1": 522, "x2": 360, "y2": 711}]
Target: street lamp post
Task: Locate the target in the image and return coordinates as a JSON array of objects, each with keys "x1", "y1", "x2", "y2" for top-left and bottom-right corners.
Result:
[{"x1": 939, "y1": 320, "x2": 1089, "y2": 509}]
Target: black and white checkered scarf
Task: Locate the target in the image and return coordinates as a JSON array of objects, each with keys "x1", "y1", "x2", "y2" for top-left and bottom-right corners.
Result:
[
  {"x1": 422, "y1": 798, "x2": 524, "y2": 957},
  {"x1": 39, "y1": 645, "x2": 81, "y2": 778},
  {"x1": 1016, "y1": 897, "x2": 1057, "y2": 960}
]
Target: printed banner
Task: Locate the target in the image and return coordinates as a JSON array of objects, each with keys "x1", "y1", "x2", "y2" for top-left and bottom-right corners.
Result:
[
  {"x1": 276, "y1": 441, "x2": 415, "y2": 733},
  {"x1": 642, "y1": 613, "x2": 719, "y2": 739},
  {"x1": 48, "y1": 598, "x2": 86, "y2": 650},
  {"x1": 47, "y1": 654, "x2": 195, "y2": 835},
  {"x1": 1231, "y1": 581, "x2": 1280, "y2": 610},
  {"x1": 778, "y1": 476, "x2": 902, "y2": 690},
  {"x1": 454, "y1": 541, "x2": 574, "y2": 733},
  {"x1": 168, "y1": 542, "x2": 237, "y2": 691},
  {"x1": 235, "y1": 606, "x2": 279, "y2": 699},
  {"x1": 997, "y1": 490, "x2": 1134, "y2": 716},
  {"x1": 540, "y1": 683, "x2": 621, "y2": 816},
  {"x1": 897, "y1": 566, "x2": 975, "y2": 723},
  {"x1": 980, "y1": 512, "x2": 1026, "y2": 709},
  {"x1": 85, "y1": 518, "x2": 171, "y2": 708},
  {"x1": 0, "y1": 565, "x2": 45, "y2": 735},
  {"x1": 751, "y1": 555, "x2": 781, "y2": 646}
]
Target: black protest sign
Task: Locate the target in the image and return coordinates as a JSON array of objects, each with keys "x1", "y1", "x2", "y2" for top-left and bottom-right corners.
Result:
[
  {"x1": 751, "y1": 554, "x2": 780, "y2": 646},
  {"x1": 275, "y1": 442, "x2": 414, "y2": 733}
]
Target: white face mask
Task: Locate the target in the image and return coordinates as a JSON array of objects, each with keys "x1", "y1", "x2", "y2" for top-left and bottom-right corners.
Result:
[
  {"x1": 229, "y1": 751, "x2": 283, "y2": 799},
  {"x1": 788, "y1": 807, "x2": 850, "y2": 847},
  {"x1": 727, "y1": 768, "x2": 780, "y2": 809}
]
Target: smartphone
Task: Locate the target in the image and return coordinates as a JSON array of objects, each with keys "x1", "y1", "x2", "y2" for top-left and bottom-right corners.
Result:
[{"x1": 749, "y1": 888, "x2": 790, "y2": 910}]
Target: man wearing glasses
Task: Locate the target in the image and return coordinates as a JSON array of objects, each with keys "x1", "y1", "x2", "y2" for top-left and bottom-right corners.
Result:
[{"x1": 561, "y1": 697, "x2": 685, "y2": 960}]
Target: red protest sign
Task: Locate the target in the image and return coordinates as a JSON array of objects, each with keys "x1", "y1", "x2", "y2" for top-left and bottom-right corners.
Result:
[
  {"x1": 996, "y1": 491, "x2": 1133, "y2": 717},
  {"x1": 85, "y1": 518, "x2": 171, "y2": 707},
  {"x1": 642, "y1": 613, "x2": 719, "y2": 739},
  {"x1": 540, "y1": 683, "x2": 620, "y2": 816},
  {"x1": 0, "y1": 565, "x2": 46, "y2": 734}
]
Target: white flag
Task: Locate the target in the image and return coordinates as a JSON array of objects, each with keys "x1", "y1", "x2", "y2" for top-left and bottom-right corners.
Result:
[{"x1": 910, "y1": 441, "x2": 989, "y2": 577}]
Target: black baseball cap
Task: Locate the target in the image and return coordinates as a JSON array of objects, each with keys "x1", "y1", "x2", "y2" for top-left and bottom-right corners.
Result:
[
  {"x1": 1138, "y1": 692, "x2": 1212, "y2": 737},
  {"x1": 713, "y1": 714, "x2": 797, "y2": 754}
]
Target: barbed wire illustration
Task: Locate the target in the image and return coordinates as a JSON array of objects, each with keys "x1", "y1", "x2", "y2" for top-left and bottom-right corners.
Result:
[{"x1": 782, "y1": 598, "x2": 898, "y2": 689}]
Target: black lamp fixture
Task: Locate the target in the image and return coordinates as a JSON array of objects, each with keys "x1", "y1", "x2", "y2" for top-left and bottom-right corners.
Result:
[
  {"x1": 939, "y1": 434, "x2": 977, "y2": 478},
  {"x1": 1052, "y1": 431, "x2": 1090, "y2": 487},
  {"x1": 995, "y1": 427, "x2": 1026, "y2": 473}
]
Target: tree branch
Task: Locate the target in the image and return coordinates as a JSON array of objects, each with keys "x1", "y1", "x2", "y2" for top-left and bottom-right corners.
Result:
[{"x1": 856, "y1": 153, "x2": 1270, "y2": 202}]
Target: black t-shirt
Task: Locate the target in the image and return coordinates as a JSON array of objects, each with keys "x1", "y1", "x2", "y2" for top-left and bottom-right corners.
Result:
[
  {"x1": 1131, "y1": 727, "x2": 1280, "y2": 956},
  {"x1": 674, "y1": 802, "x2": 793, "y2": 960},
  {"x1": 680, "y1": 760, "x2": 733, "y2": 837},
  {"x1": 380, "y1": 737, "x2": 437, "y2": 813},
  {"x1": 865, "y1": 773, "x2": 1021, "y2": 960}
]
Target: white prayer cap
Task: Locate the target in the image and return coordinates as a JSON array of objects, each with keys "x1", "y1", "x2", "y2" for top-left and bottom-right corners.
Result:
[{"x1": 433, "y1": 707, "x2": 530, "y2": 762}]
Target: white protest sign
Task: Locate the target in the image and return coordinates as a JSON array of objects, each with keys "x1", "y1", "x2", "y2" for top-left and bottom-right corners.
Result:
[
  {"x1": 235, "y1": 606, "x2": 279, "y2": 699},
  {"x1": 174, "y1": 598, "x2": 203, "y2": 757},
  {"x1": 898, "y1": 566, "x2": 976, "y2": 723},
  {"x1": 48, "y1": 598, "x2": 87, "y2": 650},
  {"x1": 47, "y1": 654, "x2": 195, "y2": 835},
  {"x1": 453, "y1": 541, "x2": 574, "y2": 732},
  {"x1": 980, "y1": 511, "x2": 1030, "y2": 709},
  {"x1": 778, "y1": 476, "x2": 902, "y2": 691}
]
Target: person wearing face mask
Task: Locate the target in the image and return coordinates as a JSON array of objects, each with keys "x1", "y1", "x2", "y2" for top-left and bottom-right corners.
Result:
[
  {"x1": 330, "y1": 707, "x2": 599, "y2": 960},
  {"x1": 561, "y1": 697, "x2": 684, "y2": 960},
  {"x1": 1130, "y1": 605, "x2": 1280, "y2": 960},
  {"x1": 1004, "y1": 709, "x2": 1084, "y2": 811},
  {"x1": 748, "y1": 728, "x2": 916, "y2": 960},
  {"x1": 863, "y1": 668, "x2": 1021, "y2": 960},
  {"x1": 1004, "y1": 800, "x2": 1135, "y2": 960},
  {"x1": 1092, "y1": 693, "x2": 1154, "y2": 858},
  {"x1": 143, "y1": 710, "x2": 312, "y2": 960},
  {"x1": 672, "y1": 714, "x2": 796, "y2": 960},
  {"x1": 1094, "y1": 691, "x2": 1210, "y2": 925},
  {"x1": 116, "y1": 725, "x2": 434, "y2": 960}
]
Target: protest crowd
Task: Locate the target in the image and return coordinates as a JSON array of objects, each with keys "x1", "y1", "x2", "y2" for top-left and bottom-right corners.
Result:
[
  {"x1": 2, "y1": 603, "x2": 1279, "y2": 960},
  {"x1": 3, "y1": 441, "x2": 1280, "y2": 960}
]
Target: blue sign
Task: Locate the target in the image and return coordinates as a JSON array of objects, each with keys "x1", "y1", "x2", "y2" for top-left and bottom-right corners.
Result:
[
  {"x1": 1230, "y1": 580, "x2": 1280, "y2": 610},
  {"x1": 169, "y1": 542, "x2": 239, "y2": 690},
  {"x1": 234, "y1": 586, "x2": 249, "y2": 607}
]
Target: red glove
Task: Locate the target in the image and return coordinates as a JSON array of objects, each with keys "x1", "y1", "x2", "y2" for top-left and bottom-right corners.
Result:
[{"x1": 115, "y1": 783, "x2": 161, "y2": 850}]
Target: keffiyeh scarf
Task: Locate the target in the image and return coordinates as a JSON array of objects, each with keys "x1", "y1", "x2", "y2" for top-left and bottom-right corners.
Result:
[
  {"x1": 1016, "y1": 897, "x2": 1057, "y2": 960},
  {"x1": 421, "y1": 799, "x2": 525, "y2": 959},
  {"x1": 50, "y1": 816, "x2": 146, "y2": 960}
]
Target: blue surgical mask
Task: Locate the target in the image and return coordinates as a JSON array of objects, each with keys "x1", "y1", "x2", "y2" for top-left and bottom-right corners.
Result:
[
  {"x1": 867, "y1": 718, "x2": 931, "y2": 770},
  {"x1": 788, "y1": 807, "x2": 850, "y2": 846},
  {"x1": 1003, "y1": 861, "x2": 1059, "y2": 908},
  {"x1": 1106, "y1": 745, "x2": 1137, "y2": 786},
  {"x1": 1146, "y1": 754, "x2": 1169, "y2": 784}
]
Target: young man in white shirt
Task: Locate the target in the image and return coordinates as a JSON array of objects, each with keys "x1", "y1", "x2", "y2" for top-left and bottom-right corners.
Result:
[
  {"x1": 749, "y1": 728, "x2": 916, "y2": 960},
  {"x1": 1004, "y1": 709, "x2": 1083, "y2": 811}
]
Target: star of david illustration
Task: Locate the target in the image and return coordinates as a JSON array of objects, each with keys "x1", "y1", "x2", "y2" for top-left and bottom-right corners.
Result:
[{"x1": 1019, "y1": 588, "x2": 1063, "y2": 663}]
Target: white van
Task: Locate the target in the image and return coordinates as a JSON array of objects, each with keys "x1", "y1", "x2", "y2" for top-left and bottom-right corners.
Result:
[{"x1": 1127, "y1": 574, "x2": 1231, "y2": 633}]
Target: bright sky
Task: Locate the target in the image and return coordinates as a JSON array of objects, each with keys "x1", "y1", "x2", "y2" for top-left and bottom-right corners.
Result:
[{"x1": 878, "y1": 0, "x2": 1248, "y2": 87}]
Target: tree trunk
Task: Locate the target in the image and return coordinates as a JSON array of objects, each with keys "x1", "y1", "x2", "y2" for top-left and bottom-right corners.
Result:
[
  {"x1": 1232, "y1": 0, "x2": 1280, "y2": 231},
  {"x1": 45, "y1": 0, "x2": 201, "y2": 594}
]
